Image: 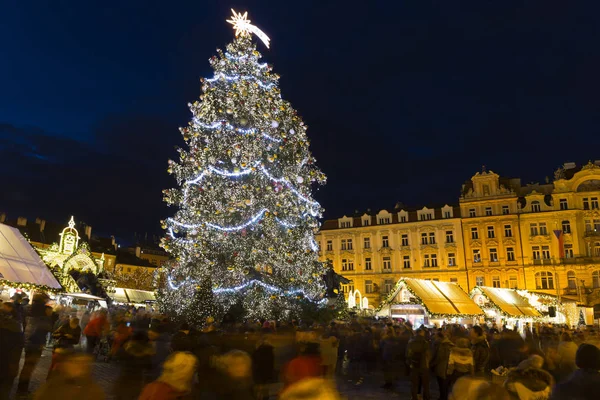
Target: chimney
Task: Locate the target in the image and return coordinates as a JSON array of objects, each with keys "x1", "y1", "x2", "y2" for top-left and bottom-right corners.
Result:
[
  {"x1": 39, "y1": 220, "x2": 46, "y2": 232},
  {"x1": 85, "y1": 226, "x2": 92, "y2": 240},
  {"x1": 111, "y1": 236, "x2": 117, "y2": 251},
  {"x1": 135, "y1": 246, "x2": 141, "y2": 258},
  {"x1": 0, "y1": 213, "x2": 6, "y2": 224},
  {"x1": 17, "y1": 217, "x2": 27, "y2": 227}
]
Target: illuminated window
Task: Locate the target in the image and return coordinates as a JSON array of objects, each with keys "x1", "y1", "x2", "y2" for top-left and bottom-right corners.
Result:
[
  {"x1": 489, "y1": 248, "x2": 498, "y2": 262},
  {"x1": 448, "y1": 253, "x2": 456, "y2": 266},
  {"x1": 535, "y1": 271, "x2": 554, "y2": 290},
  {"x1": 401, "y1": 234, "x2": 409, "y2": 246},
  {"x1": 473, "y1": 249, "x2": 481, "y2": 263},
  {"x1": 382, "y1": 257, "x2": 391, "y2": 271}
]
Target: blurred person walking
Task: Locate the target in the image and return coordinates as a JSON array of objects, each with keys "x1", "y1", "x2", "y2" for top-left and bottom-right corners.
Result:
[
  {"x1": 431, "y1": 330, "x2": 454, "y2": 400},
  {"x1": 407, "y1": 327, "x2": 431, "y2": 400},
  {"x1": 33, "y1": 352, "x2": 105, "y2": 400},
  {"x1": 279, "y1": 377, "x2": 341, "y2": 400},
  {"x1": 447, "y1": 337, "x2": 474, "y2": 392},
  {"x1": 138, "y1": 352, "x2": 197, "y2": 400},
  {"x1": 113, "y1": 331, "x2": 155, "y2": 400},
  {"x1": 16, "y1": 293, "x2": 52, "y2": 396},
  {"x1": 0, "y1": 301, "x2": 24, "y2": 400},
  {"x1": 551, "y1": 343, "x2": 600, "y2": 400},
  {"x1": 470, "y1": 326, "x2": 490, "y2": 376},
  {"x1": 83, "y1": 310, "x2": 108, "y2": 354}
]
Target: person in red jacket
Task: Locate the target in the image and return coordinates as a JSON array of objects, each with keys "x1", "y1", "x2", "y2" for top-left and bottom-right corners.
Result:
[
  {"x1": 83, "y1": 310, "x2": 108, "y2": 354},
  {"x1": 138, "y1": 352, "x2": 197, "y2": 400},
  {"x1": 282, "y1": 342, "x2": 323, "y2": 389}
]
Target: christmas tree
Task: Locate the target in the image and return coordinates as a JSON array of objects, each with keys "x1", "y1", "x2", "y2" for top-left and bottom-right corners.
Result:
[{"x1": 159, "y1": 10, "x2": 327, "y2": 324}]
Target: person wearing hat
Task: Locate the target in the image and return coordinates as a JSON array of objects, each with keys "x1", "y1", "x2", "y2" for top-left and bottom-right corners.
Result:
[{"x1": 550, "y1": 343, "x2": 600, "y2": 400}]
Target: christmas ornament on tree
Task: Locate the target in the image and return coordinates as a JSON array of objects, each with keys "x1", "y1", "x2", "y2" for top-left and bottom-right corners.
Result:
[{"x1": 158, "y1": 9, "x2": 327, "y2": 323}]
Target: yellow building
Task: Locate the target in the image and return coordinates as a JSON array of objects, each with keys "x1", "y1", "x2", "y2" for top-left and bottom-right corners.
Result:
[
  {"x1": 316, "y1": 205, "x2": 467, "y2": 310},
  {"x1": 461, "y1": 163, "x2": 600, "y2": 304},
  {"x1": 319, "y1": 160, "x2": 600, "y2": 310}
]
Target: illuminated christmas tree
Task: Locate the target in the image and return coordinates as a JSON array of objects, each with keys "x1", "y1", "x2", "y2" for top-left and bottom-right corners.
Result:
[{"x1": 159, "y1": 10, "x2": 327, "y2": 324}]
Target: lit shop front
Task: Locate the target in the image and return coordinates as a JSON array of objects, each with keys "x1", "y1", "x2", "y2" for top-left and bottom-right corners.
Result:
[
  {"x1": 377, "y1": 278, "x2": 484, "y2": 328},
  {"x1": 471, "y1": 286, "x2": 541, "y2": 331}
]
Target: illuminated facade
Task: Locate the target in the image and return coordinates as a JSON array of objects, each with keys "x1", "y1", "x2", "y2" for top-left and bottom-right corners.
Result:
[
  {"x1": 319, "y1": 161, "x2": 600, "y2": 309},
  {"x1": 316, "y1": 205, "x2": 467, "y2": 310}
]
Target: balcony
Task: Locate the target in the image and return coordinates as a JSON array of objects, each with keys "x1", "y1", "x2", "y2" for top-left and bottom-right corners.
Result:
[
  {"x1": 584, "y1": 230, "x2": 600, "y2": 238},
  {"x1": 532, "y1": 259, "x2": 554, "y2": 266}
]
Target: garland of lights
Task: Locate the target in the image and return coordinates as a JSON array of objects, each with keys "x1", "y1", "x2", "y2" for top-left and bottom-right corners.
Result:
[{"x1": 0, "y1": 279, "x2": 64, "y2": 294}]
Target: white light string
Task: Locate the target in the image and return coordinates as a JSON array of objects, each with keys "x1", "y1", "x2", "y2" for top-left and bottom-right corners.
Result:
[
  {"x1": 206, "y1": 73, "x2": 276, "y2": 90},
  {"x1": 194, "y1": 119, "x2": 282, "y2": 143},
  {"x1": 167, "y1": 275, "x2": 326, "y2": 304}
]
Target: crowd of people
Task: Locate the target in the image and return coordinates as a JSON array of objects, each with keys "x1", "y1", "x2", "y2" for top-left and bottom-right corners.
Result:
[{"x1": 1, "y1": 291, "x2": 600, "y2": 400}]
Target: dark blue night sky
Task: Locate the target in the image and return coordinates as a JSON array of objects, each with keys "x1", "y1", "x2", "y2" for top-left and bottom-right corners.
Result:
[{"x1": 2, "y1": 1, "x2": 600, "y2": 240}]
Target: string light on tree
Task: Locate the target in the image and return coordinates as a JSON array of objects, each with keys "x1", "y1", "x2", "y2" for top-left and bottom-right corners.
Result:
[{"x1": 158, "y1": 10, "x2": 328, "y2": 324}]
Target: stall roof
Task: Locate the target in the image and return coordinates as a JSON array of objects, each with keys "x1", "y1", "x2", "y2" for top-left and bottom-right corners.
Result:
[
  {"x1": 0, "y1": 223, "x2": 61, "y2": 289},
  {"x1": 388, "y1": 278, "x2": 483, "y2": 316},
  {"x1": 109, "y1": 287, "x2": 129, "y2": 303},
  {"x1": 474, "y1": 287, "x2": 541, "y2": 318},
  {"x1": 64, "y1": 292, "x2": 104, "y2": 301},
  {"x1": 125, "y1": 288, "x2": 156, "y2": 303}
]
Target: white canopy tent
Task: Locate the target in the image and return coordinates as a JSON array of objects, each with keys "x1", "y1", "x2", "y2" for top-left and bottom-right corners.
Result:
[{"x1": 0, "y1": 223, "x2": 61, "y2": 290}]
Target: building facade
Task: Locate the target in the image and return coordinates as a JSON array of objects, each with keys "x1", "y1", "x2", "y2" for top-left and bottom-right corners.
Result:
[
  {"x1": 316, "y1": 205, "x2": 467, "y2": 310},
  {"x1": 318, "y1": 161, "x2": 600, "y2": 310}
]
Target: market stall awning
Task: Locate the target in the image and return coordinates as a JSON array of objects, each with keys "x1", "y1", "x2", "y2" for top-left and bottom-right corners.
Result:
[
  {"x1": 109, "y1": 287, "x2": 129, "y2": 303},
  {"x1": 473, "y1": 287, "x2": 541, "y2": 318},
  {"x1": 125, "y1": 288, "x2": 156, "y2": 303},
  {"x1": 63, "y1": 292, "x2": 104, "y2": 301},
  {"x1": 388, "y1": 278, "x2": 483, "y2": 317},
  {"x1": 0, "y1": 223, "x2": 61, "y2": 289}
]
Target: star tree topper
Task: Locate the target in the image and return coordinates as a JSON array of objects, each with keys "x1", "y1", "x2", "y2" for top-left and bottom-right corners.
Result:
[{"x1": 227, "y1": 9, "x2": 271, "y2": 48}]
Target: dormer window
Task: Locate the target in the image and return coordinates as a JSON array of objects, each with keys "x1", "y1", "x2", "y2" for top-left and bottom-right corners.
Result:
[
  {"x1": 338, "y1": 216, "x2": 353, "y2": 229},
  {"x1": 398, "y1": 210, "x2": 408, "y2": 223},
  {"x1": 377, "y1": 210, "x2": 392, "y2": 225},
  {"x1": 531, "y1": 201, "x2": 541, "y2": 212},
  {"x1": 417, "y1": 208, "x2": 434, "y2": 221},
  {"x1": 442, "y1": 205, "x2": 453, "y2": 219}
]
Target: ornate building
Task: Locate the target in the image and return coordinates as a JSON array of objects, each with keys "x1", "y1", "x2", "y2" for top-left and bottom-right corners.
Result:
[
  {"x1": 315, "y1": 205, "x2": 467, "y2": 311},
  {"x1": 318, "y1": 161, "x2": 600, "y2": 311}
]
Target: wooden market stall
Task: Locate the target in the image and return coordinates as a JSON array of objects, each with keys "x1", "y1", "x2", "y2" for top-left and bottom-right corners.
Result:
[
  {"x1": 378, "y1": 278, "x2": 484, "y2": 327},
  {"x1": 471, "y1": 286, "x2": 541, "y2": 331},
  {"x1": 0, "y1": 222, "x2": 62, "y2": 300}
]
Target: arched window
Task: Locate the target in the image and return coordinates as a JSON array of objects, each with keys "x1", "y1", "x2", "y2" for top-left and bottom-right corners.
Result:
[
  {"x1": 535, "y1": 271, "x2": 554, "y2": 290},
  {"x1": 531, "y1": 201, "x2": 541, "y2": 212},
  {"x1": 593, "y1": 271, "x2": 600, "y2": 289},
  {"x1": 595, "y1": 242, "x2": 600, "y2": 257},
  {"x1": 567, "y1": 271, "x2": 577, "y2": 289},
  {"x1": 562, "y1": 220, "x2": 571, "y2": 234}
]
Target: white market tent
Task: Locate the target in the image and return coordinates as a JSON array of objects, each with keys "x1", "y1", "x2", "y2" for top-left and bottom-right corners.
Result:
[
  {"x1": 379, "y1": 278, "x2": 483, "y2": 319},
  {"x1": 0, "y1": 223, "x2": 61, "y2": 289},
  {"x1": 471, "y1": 287, "x2": 541, "y2": 318},
  {"x1": 109, "y1": 287, "x2": 156, "y2": 304}
]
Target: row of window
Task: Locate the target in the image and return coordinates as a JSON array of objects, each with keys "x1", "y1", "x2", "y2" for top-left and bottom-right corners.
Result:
[
  {"x1": 467, "y1": 197, "x2": 598, "y2": 217},
  {"x1": 475, "y1": 275, "x2": 518, "y2": 289},
  {"x1": 345, "y1": 209, "x2": 455, "y2": 228},
  {"x1": 340, "y1": 252, "x2": 458, "y2": 271},
  {"x1": 327, "y1": 231, "x2": 456, "y2": 251},
  {"x1": 472, "y1": 247, "x2": 516, "y2": 263}
]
